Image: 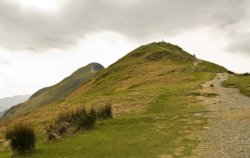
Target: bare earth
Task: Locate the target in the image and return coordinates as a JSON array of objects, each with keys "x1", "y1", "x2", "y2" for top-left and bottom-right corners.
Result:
[{"x1": 191, "y1": 73, "x2": 250, "y2": 158}]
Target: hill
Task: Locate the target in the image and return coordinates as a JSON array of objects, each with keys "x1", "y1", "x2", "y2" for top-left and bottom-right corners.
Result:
[
  {"x1": 2, "y1": 63, "x2": 104, "y2": 120},
  {"x1": 0, "y1": 95, "x2": 30, "y2": 117},
  {"x1": 0, "y1": 42, "x2": 227, "y2": 157},
  {"x1": 69, "y1": 42, "x2": 226, "y2": 98}
]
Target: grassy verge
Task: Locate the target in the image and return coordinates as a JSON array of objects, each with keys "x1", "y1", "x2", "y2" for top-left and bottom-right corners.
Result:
[
  {"x1": 0, "y1": 72, "x2": 213, "y2": 158},
  {"x1": 222, "y1": 74, "x2": 250, "y2": 97}
]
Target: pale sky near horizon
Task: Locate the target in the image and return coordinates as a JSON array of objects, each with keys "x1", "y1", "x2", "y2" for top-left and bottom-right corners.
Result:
[{"x1": 0, "y1": 0, "x2": 250, "y2": 98}]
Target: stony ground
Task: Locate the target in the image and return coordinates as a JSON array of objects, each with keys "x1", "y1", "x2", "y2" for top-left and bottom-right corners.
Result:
[{"x1": 191, "y1": 73, "x2": 250, "y2": 158}]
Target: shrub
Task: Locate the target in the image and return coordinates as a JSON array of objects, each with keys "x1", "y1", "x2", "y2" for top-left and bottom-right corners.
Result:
[
  {"x1": 47, "y1": 108, "x2": 98, "y2": 140},
  {"x1": 47, "y1": 124, "x2": 61, "y2": 141},
  {"x1": 74, "y1": 108, "x2": 87, "y2": 130},
  {"x1": 97, "y1": 104, "x2": 112, "y2": 120},
  {"x1": 47, "y1": 105, "x2": 113, "y2": 140},
  {"x1": 241, "y1": 73, "x2": 250, "y2": 76},
  {"x1": 86, "y1": 108, "x2": 97, "y2": 129},
  {"x1": 5, "y1": 123, "x2": 35, "y2": 155}
]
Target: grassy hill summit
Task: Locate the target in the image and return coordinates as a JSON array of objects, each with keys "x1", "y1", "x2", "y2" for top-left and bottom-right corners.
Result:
[
  {"x1": 2, "y1": 63, "x2": 104, "y2": 120},
  {"x1": 69, "y1": 42, "x2": 226, "y2": 98},
  {"x1": 0, "y1": 42, "x2": 228, "y2": 157}
]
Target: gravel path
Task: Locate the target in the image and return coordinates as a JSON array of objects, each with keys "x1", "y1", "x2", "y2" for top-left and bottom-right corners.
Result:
[{"x1": 191, "y1": 73, "x2": 250, "y2": 158}]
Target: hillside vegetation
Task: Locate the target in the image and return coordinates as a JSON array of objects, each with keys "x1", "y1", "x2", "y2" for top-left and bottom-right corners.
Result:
[
  {"x1": 2, "y1": 63, "x2": 104, "y2": 120},
  {"x1": 222, "y1": 74, "x2": 250, "y2": 97},
  {"x1": 0, "y1": 42, "x2": 227, "y2": 158}
]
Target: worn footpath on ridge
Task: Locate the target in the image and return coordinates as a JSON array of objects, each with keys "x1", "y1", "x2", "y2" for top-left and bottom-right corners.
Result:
[{"x1": 191, "y1": 73, "x2": 250, "y2": 158}]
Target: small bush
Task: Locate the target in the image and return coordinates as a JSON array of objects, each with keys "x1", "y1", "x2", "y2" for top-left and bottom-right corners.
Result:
[
  {"x1": 97, "y1": 104, "x2": 112, "y2": 120},
  {"x1": 5, "y1": 123, "x2": 35, "y2": 155},
  {"x1": 240, "y1": 73, "x2": 250, "y2": 76},
  {"x1": 47, "y1": 105, "x2": 113, "y2": 140},
  {"x1": 47, "y1": 108, "x2": 98, "y2": 140},
  {"x1": 86, "y1": 108, "x2": 97, "y2": 128}
]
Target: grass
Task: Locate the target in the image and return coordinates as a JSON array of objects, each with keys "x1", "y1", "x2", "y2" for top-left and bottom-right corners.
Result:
[
  {"x1": 222, "y1": 74, "x2": 250, "y2": 97},
  {"x1": 0, "y1": 72, "x2": 212, "y2": 158},
  {"x1": 0, "y1": 42, "x2": 227, "y2": 157}
]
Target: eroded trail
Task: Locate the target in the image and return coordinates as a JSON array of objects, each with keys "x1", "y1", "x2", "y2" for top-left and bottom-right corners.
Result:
[{"x1": 192, "y1": 73, "x2": 250, "y2": 158}]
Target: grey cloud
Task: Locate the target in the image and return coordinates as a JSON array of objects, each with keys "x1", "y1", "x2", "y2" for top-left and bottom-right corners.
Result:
[
  {"x1": 0, "y1": 0, "x2": 248, "y2": 52},
  {"x1": 226, "y1": 31, "x2": 250, "y2": 54}
]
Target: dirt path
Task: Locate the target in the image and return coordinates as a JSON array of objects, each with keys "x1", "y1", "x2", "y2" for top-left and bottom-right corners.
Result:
[{"x1": 191, "y1": 73, "x2": 250, "y2": 158}]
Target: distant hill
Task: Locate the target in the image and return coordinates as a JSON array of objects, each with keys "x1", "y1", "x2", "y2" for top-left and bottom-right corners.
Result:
[
  {"x1": 0, "y1": 95, "x2": 30, "y2": 117},
  {"x1": 0, "y1": 111, "x2": 5, "y2": 117},
  {"x1": 2, "y1": 63, "x2": 104, "y2": 120}
]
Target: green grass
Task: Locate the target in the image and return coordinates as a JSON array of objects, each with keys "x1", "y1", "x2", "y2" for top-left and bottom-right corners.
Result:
[
  {"x1": 222, "y1": 74, "x2": 250, "y2": 97},
  {"x1": 0, "y1": 72, "x2": 212, "y2": 158}
]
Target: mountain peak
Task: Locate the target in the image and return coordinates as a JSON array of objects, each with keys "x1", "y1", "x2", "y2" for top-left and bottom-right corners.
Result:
[
  {"x1": 87, "y1": 62, "x2": 105, "y2": 72},
  {"x1": 124, "y1": 41, "x2": 195, "y2": 64}
]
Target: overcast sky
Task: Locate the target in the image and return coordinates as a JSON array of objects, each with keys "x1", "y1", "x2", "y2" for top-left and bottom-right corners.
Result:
[{"x1": 0, "y1": 0, "x2": 250, "y2": 98}]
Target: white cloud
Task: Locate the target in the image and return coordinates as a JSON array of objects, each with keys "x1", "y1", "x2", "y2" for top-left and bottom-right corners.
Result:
[
  {"x1": 0, "y1": 31, "x2": 137, "y2": 98},
  {"x1": 167, "y1": 28, "x2": 250, "y2": 73}
]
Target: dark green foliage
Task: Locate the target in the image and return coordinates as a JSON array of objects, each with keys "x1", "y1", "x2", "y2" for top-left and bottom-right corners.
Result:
[
  {"x1": 240, "y1": 73, "x2": 250, "y2": 76},
  {"x1": 87, "y1": 108, "x2": 97, "y2": 128},
  {"x1": 97, "y1": 104, "x2": 113, "y2": 120},
  {"x1": 227, "y1": 70, "x2": 236, "y2": 74},
  {"x1": 74, "y1": 108, "x2": 87, "y2": 130},
  {"x1": 76, "y1": 108, "x2": 97, "y2": 130},
  {"x1": 5, "y1": 123, "x2": 35, "y2": 155},
  {"x1": 47, "y1": 105, "x2": 112, "y2": 140},
  {"x1": 47, "y1": 108, "x2": 98, "y2": 140}
]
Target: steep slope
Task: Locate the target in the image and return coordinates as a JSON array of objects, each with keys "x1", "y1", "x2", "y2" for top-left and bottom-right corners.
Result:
[
  {"x1": 0, "y1": 95, "x2": 30, "y2": 117},
  {"x1": 0, "y1": 42, "x2": 228, "y2": 157},
  {"x1": 2, "y1": 63, "x2": 104, "y2": 120}
]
